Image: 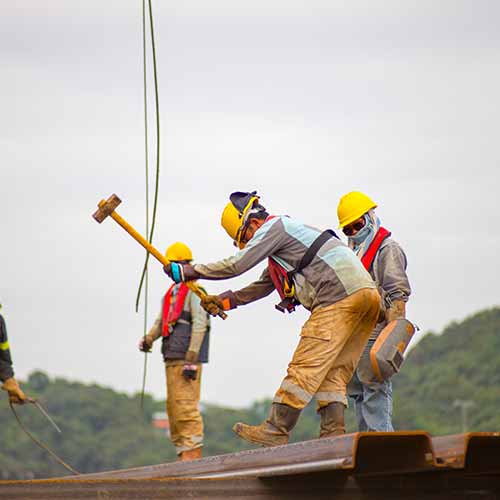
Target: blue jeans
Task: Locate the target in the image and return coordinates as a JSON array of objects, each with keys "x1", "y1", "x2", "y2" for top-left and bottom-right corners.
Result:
[{"x1": 347, "y1": 339, "x2": 394, "y2": 432}]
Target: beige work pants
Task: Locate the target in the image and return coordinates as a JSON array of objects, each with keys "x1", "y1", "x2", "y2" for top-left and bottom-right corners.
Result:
[
  {"x1": 165, "y1": 364, "x2": 203, "y2": 455},
  {"x1": 273, "y1": 288, "x2": 380, "y2": 410}
]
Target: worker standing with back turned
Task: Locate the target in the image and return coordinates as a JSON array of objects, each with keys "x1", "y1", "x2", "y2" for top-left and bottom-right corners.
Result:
[
  {"x1": 0, "y1": 305, "x2": 27, "y2": 404},
  {"x1": 337, "y1": 192, "x2": 411, "y2": 432},
  {"x1": 139, "y1": 243, "x2": 210, "y2": 461},
  {"x1": 164, "y1": 191, "x2": 381, "y2": 446}
]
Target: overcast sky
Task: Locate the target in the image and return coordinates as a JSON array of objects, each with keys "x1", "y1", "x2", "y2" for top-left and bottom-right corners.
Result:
[{"x1": 1, "y1": 1, "x2": 499, "y2": 407}]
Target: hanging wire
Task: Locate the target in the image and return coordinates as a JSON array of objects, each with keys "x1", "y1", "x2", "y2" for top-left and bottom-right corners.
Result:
[
  {"x1": 10, "y1": 402, "x2": 80, "y2": 476},
  {"x1": 138, "y1": 0, "x2": 150, "y2": 410},
  {"x1": 136, "y1": 0, "x2": 161, "y2": 408},
  {"x1": 135, "y1": 0, "x2": 161, "y2": 315}
]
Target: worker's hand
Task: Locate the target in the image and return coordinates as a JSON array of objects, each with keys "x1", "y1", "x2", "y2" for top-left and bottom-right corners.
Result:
[
  {"x1": 163, "y1": 263, "x2": 200, "y2": 283},
  {"x1": 200, "y1": 294, "x2": 224, "y2": 317},
  {"x1": 185, "y1": 350, "x2": 199, "y2": 363},
  {"x1": 2, "y1": 377, "x2": 27, "y2": 405},
  {"x1": 182, "y1": 364, "x2": 198, "y2": 381},
  {"x1": 385, "y1": 300, "x2": 406, "y2": 323},
  {"x1": 139, "y1": 335, "x2": 154, "y2": 353}
]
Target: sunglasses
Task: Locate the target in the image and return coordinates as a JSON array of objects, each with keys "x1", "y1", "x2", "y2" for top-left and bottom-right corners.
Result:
[{"x1": 343, "y1": 218, "x2": 366, "y2": 236}]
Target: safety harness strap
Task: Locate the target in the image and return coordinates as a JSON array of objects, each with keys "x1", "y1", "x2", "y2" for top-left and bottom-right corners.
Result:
[
  {"x1": 360, "y1": 227, "x2": 391, "y2": 271},
  {"x1": 268, "y1": 227, "x2": 338, "y2": 313}
]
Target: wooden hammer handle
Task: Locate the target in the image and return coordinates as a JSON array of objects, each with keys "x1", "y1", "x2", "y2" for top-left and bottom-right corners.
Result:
[{"x1": 109, "y1": 211, "x2": 228, "y2": 320}]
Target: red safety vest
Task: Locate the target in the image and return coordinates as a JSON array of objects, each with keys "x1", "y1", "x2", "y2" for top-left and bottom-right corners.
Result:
[
  {"x1": 360, "y1": 227, "x2": 391, "y2": 271},
  {"x1": 162, "y1": 283, "x2": 189, "y2": 337}
]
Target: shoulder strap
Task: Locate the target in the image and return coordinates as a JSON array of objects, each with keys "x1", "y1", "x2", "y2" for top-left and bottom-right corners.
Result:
[
  {"x1": 361, "y1": 227, "x2": 392, "y2": 271},
  {"x1": 291, "y1": 229, "x2": 338, "y2": 277}
]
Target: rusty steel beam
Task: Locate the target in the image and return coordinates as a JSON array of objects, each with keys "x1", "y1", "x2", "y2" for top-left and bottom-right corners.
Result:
[
  {"x1": 2, "y1": 471, "x2": 500, "y2": 500},
  {"x1": 3, "y1": 433, "x2": 500, "y2": 500},
  {"x1": 55, "y1": 431, "x2": 439, "y2": 481},
  {"x1": 432, "y1": 432, "x2": 500, "y2": 471}
]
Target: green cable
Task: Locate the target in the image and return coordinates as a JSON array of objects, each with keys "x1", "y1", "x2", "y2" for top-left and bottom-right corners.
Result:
[
  {"x1": 135, "y1": 0, "x2": 161, "y2": 313},
  {"x1": 136, "y1": 0, "x2": 161, "y2": 408}
]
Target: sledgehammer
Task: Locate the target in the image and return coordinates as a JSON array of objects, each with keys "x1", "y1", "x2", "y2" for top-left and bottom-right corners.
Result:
[{"x1": 92, "y1": 193, "x2": 227, "y2": 319}]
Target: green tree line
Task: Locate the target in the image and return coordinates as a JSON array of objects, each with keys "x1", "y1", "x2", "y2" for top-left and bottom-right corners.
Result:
[{"x1": 1, "y1": 307, "x2": 499, "y2": 479}]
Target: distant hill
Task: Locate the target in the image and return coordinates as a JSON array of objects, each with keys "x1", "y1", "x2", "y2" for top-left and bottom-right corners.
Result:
[
  {"x1": 1, "y1": 307, "x2": 498, "y2": 479},
  {"x1": 391, "y1": 307, "x2": 500, "y2": 433}
]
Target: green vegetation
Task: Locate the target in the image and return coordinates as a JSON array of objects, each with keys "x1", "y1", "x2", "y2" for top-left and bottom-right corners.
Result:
[{"x1": 1, "y1": 307, "x2": 499, "y2": 479}]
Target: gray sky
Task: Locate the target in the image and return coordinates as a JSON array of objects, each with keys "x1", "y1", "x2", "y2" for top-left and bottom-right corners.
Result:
[{"x1": 1, "y1": 1, "x2": 499, "y2": 407}]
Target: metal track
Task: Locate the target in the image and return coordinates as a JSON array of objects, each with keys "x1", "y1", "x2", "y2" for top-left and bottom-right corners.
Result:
[{"x1": 2, "y1": 432, "x2": 499, "y2": 499}]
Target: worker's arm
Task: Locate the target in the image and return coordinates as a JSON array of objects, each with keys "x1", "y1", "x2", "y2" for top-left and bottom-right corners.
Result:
[
  {"x1": 185, "y1": 292, "x2": 210, "y2": 362},
  {"x1": 201, "y1": 268, "x2": 275, "y2": 315},
  {"x1": 0, "y1": 315, "x2": 14, "y2": 382},
  {"x1": 0, "y1": 314, "x2": 26, "y2": 404},
  {"x1": 376, "y1": 241, "x2": 411, "y2": 321},
  {"x1": 194, "y1": 217, "x2": 285, "y2": 280},
  {"x1": 139, "y1": 309, "x2": 163, "y2": 352}
]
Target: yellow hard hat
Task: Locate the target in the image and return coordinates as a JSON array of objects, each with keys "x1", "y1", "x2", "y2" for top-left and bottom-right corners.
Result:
[
  {"x1": 221, "y1": 191, "x2": 260, "y2": 248},
  {"x1": 165, "y1": 242, "x2": 193, "y2": 262},
  {"x1": 337, "y1": 191, "x2": 377, "y2": 228}
]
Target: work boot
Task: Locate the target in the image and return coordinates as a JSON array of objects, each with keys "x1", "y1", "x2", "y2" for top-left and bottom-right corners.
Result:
[
  {"x1": 319, "y1": 402, "x2": 346, "y2": 438},
  {"x1": 178, "y1": 447, "x2": 202, "y2": 461},
  {"x1": 233, "y1": 403, "x2": 301, "y2": 447}
]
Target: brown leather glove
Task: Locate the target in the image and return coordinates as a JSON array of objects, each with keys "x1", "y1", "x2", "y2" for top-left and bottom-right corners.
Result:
[
  {"x1": 200, "y1": 294, "x2": 224, "y2": 317},
  {"x1": 386, "y1": 299, "x2": 406, "y2": 323},
  {"x1": 138, "y1": 335, "x2": 154, "y2": 353},
  {"x1": 2, "y1": 377, "x2": 26, "y2": 404}
]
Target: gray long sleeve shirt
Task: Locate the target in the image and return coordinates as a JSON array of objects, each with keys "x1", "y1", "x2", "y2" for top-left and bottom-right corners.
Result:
[
  {"x1": 194, "y1": 215, "x2": 376, "y2": 312},
  {"x1": 370, "y1": 237, "x2": 411, "y2": 339}
]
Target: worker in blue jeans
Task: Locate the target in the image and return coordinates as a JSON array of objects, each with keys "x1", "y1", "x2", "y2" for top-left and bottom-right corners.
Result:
[{"x1": 337, "y1": 192, "x2": 411, "y2": 431}]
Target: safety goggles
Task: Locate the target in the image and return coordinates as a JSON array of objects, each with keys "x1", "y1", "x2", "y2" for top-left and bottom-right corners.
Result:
[{"x1": 342, "y1": 217, "x2": 366, "y2": 236}]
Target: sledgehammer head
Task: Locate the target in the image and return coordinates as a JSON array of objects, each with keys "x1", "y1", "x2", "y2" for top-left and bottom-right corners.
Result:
[{"x1": 93, "y1": 194, "x2": 122, "y2": 223}]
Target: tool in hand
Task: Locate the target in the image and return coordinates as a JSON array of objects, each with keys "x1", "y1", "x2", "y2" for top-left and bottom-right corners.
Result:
[{"x1": 92, "y1": 194, "x2": 227, "y2": 320}]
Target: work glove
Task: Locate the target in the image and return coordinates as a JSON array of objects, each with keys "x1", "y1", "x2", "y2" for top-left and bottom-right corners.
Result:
[
  {"x1": 138, "y1": 335, "x2": 154, "y2": 353},
  {"x1": 201, "y1": 290, "x2": 237, "y2": 317},
  {"x1": 182, "y1": 364, "x2": 198, "y2": 381},
  {"x1": 163, "y1": 263, "x2": 200, "y2": 283},
  {"x1": 200, "y1": 295, "x2": 224, "y2": 317},
  {"x1": 386, "y1": 299, "x2": 406, "y2": 323},
  {"x1": 1, "y1": 377, "x2": 27, "y2": 405}
]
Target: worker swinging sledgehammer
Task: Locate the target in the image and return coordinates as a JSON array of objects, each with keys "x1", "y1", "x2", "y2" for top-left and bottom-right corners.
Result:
[
  {"x1": 139, "y1": 242, "x2": 210, "y2": 461},
  {"x1": 92, "y1": 194, "x2": 227, "y2": 319},
  {"x1": 163, "y1": 191, "x2": 381, "y2": 446}
]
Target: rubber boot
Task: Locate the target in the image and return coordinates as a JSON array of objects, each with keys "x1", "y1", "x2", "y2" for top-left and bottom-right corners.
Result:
[
  {"x1": 178, "y1": 447, "x2": 202, "y2": 461},
  {"x1": 319, "y1": 402, "x2": 346, "y2": 438},
  {"x1": 233, "y1": 403, "x2": 301, "y2": 447}
]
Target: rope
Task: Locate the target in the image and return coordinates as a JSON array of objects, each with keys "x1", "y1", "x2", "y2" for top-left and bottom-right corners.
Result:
[
  {"x1": 10, "y1": 402, "x2": 80, "y2": 476},
  {"x1": 136, "y1": 0, "x2": 161, "y2": 407}
]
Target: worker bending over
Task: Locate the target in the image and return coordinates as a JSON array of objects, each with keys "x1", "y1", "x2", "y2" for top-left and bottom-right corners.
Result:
[
  {"x1": 1, "y1": 306, "x2": 26, "y2": 404},
  {"x1": 164, "y1": 191, "x2": 380, "y2": 447},
  {"x1": 139, "y1": 243, "x2": 210, "y2": 461},
  {"x1": 337, "y1": 192, "x2": 411, "y2": 431}
]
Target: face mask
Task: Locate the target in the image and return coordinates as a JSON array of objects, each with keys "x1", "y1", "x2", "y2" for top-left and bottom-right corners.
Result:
[{"x1": 349, "y1": 214, "x2": 372, "y2": 245}]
